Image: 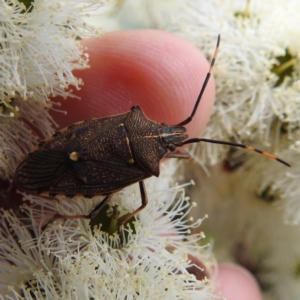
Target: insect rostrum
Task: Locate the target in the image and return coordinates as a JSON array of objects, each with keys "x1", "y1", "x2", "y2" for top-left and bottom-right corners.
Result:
[{"x1": 14, "y1": 35, "x2": 290, "y2": 230}]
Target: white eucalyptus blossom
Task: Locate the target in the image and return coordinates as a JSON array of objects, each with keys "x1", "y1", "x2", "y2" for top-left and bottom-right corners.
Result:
[
  {"x1": 175, "y1": 1, "x2": 300, "y2": 293},
  {"x1": 170, "y1": 0, "x2": 300, "y2": 226},
  {"x1": 89, "y1": 0, "x2": 180, "y2": 30},
  {"x1": 166, "y1": 0, "x2": 299, "y2": 160},
  {"x1": 0, "y1": 0, "x2": 106, "y2": 178},
  {"x1": 0, "y1": 162, "x2": 215, "y2": 299},
  {"x1": 188, "y1": 160, "x2": 300, "y2": 300},
  {"x1": 258, "y1": 143, "x2": 300, "y2": 224}
]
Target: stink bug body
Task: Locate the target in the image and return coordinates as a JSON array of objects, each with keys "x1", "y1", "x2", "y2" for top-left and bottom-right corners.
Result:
[{"x1": 15, "y1": 35, "x2": 290, "y2": 229}]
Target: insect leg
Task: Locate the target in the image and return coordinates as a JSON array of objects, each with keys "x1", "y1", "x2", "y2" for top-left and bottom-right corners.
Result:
[
  {"x1": 117, "y1": 181, "x2": 148, "y2": 231},
  {"x1": 87, "y1": 194, "x2": 113, "y2": 218}
]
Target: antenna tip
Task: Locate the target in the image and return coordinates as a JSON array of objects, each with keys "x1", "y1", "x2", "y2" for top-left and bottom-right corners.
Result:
[
  {"x1": 217, "y1": 34, "x2": 221, "y2": 46},
  {"x1": 276, "y1": 158, "x2": 291, "y2": 167}
]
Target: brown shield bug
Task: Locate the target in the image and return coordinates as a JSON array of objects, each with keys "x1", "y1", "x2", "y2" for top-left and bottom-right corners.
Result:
[{"x1": 15, "y1": 35, "x2": 290, "y2": 231}]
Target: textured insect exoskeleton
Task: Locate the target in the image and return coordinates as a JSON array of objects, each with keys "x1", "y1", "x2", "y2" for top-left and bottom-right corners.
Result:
[{"x1": 15, "y1": 35, "x2": 290, "y2": 230}]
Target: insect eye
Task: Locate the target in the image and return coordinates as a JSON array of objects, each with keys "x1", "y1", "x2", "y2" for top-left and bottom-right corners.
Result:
[{"x1": 168, "y1": 144, "x2": 176, "y2": 151}]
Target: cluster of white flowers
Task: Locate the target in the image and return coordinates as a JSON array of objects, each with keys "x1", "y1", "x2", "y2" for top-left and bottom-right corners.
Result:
[
  {"x1": 0, "y1": 162, "x2": 214, "y2": 299},
  {"x1": 173, "y1": 2, "x2": 300, "y2": 298},
  {"x1": 186, "y1": 158, "x2": 300, "y2": 300},
  {"x1": 0, "y1": 0, "x2": 105, "y2": 179}
]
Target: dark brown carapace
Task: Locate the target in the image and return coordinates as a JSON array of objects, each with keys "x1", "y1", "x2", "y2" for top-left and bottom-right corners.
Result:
[{"x1": 15, "y1": 35, "x2": 290, "y2": 231}]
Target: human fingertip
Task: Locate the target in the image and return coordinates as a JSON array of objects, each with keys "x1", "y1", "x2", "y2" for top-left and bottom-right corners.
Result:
[
  {"x1": 214, "y1": 263, "x2": 263, "y2": 300},
  {"x1": 51, "y1": 29, "x2": 215, "y2": 138}
]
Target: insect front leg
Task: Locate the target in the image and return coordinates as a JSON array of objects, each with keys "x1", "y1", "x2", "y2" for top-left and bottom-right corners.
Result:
[
  {"x1": 117, "y1": 181, "x2": 148, "y2": 233},
  {"x1": 87, "y1": 194, "x2": 113, "y2": 219}
]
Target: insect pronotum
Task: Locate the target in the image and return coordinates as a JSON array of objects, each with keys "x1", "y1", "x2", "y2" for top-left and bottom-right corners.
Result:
[{"x1": 15, "y1": 35, "x2": 290, "y2": 233}]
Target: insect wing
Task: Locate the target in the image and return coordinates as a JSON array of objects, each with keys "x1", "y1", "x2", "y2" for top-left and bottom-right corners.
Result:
[{"x1": 15, "y1": 150, "x2": 68, "y2": 192}]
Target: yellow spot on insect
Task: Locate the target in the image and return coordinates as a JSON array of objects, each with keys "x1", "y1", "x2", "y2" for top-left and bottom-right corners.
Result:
[
  {"x1": 69, "y1": 151, "x2": 79, "y2": 161},
  {"x1": 127, "y1": 158, "x2": 134, "y2": 164}
]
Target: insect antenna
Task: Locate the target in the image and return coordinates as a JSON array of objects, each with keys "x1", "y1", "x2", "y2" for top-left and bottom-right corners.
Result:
[
  {"x1": 179, "y1": 138, "x2": 291, "y2": 167},
  {"x1": 177, "y1": 34, "x2": 220, "y2": 127},
  {"x1": 175, "y1": 34, "x2": 290, "y2": 168}
]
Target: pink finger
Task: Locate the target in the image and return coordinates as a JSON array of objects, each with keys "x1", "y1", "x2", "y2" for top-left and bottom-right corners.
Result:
[
  {"x1": 50, "y1": 29, "x2": 215, "y2": 138},
  {"x1": 215, "y1": 263, "x2": 263, "y2": 300}
]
